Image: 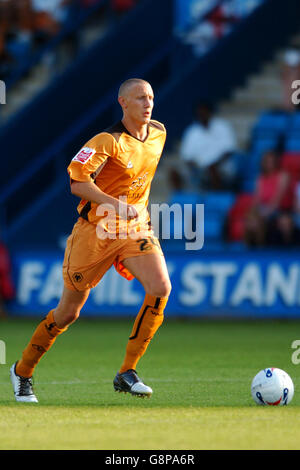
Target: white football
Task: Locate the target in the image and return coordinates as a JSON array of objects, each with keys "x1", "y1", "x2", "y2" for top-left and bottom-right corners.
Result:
[{"x1": 251, "y1": 368, "x2": 294, "y2": 406}]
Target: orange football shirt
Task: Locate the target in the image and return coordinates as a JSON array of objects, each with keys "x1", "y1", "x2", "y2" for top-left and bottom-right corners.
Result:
[{"x1": 67, "y1": 120, "x2": 166, "y2": 237}]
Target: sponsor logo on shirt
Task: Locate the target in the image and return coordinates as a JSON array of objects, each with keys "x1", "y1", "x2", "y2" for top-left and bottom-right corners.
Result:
[
  {"x1": 72, "y1": 147, "x2": 96, "y2": 164},
  {"x1": 129, "y1": 172, "x2": 149, "y2": 191}
]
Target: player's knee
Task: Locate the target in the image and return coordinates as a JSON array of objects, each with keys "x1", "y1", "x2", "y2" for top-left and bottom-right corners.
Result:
[
  {"x1": 64, "y1": 310, "x2": 80, "y2": 326},
  {"x1": 160, "y1": 280, "x2": 172, "y2": 298},
  {"x1": 148, "y1": 278, "x2": 172, "y2": 298},
  {"x1": 54, "y1": 306, "x2": 81, "y2": 328}
]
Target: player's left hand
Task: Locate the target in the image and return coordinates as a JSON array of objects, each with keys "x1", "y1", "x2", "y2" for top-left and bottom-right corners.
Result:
[{"x1": 127, "y1": 204, "x2": 139, "y2": 221}]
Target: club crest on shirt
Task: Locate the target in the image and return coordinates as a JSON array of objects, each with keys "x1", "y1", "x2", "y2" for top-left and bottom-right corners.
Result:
[
  {"x1": 72, "y1": 147, "x2": 96, "y2": 164},
  {"x1": 72, "y1": 272, "x2": 83, "y2": 282}
]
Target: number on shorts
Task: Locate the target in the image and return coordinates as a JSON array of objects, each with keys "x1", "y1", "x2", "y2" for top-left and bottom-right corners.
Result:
[{"x1": 137, "y1": 237, "x2": 159, "y2": 252}]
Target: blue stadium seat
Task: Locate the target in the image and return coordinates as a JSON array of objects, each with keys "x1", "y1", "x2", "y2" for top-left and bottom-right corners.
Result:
[
  {"x1": 251, "y1": 136, "x2": 279, "y2": 153},
  {"x1": 6, "y1": 38, "x2": 31, "y2": 60},
  {"x1": 242, "y1": 178, "x2": 256, "y2": 192},
  {"x1": 199, "y1": 193, "x2": 236, "y2": 242},
  {"x1": 285, "y1": 137, "x2": 300, "y2": 152},
  {"x1": 246, "y1": 149, "x2": 265, "y2": 176},
  {"x1": 167, "y1": 191, "x2": 233, "y2": 243},
  {"x1": 290, "y1": 112, "x2": 300, "y2": 131},
  {"x1": 169, "y1": 191, "x2": 199, "y2": 206},
  {"x1": 252, "y1": 111, "x2": 290, "y2": 137},
  {"x1": 162, "y1": 191, "x2": 200, "y2": 243},
  {"x1": 200, "y1": 191, "x2": 236, "y2": 213},
  {"x1": 204, "y1": 214, "x2": 224, "y2": 240}
]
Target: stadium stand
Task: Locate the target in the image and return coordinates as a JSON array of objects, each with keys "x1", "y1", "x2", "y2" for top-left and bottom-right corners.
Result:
[
  {"x1": 0, "y1": 1, "x2": 114, "y2": 84},
  {"x1": 1, "y1": 0, "x2": 300, "y2": 255}
]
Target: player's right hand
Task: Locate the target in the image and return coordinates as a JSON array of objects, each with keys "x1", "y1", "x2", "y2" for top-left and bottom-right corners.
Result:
[{"x1": 117, "y1": 200, "x2": 139, "y2": 220}]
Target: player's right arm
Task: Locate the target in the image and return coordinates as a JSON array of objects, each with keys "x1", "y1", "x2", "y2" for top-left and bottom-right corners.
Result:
[
  {"x1": 68, "y1": 133, "x2": 138, "y2": 220},
  {"x1": 70, "y1": 181, "x2": 138, "y2": 220}
]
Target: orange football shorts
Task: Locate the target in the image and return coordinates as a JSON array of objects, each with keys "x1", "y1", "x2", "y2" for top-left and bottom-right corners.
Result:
[{"x1": 62, "y1": 217, "x2": 163, "y2": 291}]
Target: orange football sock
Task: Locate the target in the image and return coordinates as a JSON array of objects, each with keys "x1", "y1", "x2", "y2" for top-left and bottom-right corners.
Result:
[
  {"x1": 16, "y1": 309, "x2": 68, "y2": 378},
  {"x1": 119, "y1": 294, "x2": 168, "y2": 374}
]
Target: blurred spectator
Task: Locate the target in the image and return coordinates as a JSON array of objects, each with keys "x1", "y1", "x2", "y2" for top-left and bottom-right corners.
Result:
[
  {"x1": 267, "y1": 211, "x2": 300, "y2": 248},
  {"x1": 170, "y1": 101, "x2": 238, "y2": 192},
  {"x1": 0, "y1": 237, "x2": 15, "y2": 317},
  {"x1": 252, "y1": 150, "x2": 293, "y2": 218},
  {"x1": 31, "y1": 0, "x2": 81, "y2": 76},
  {"x1": 244, "y1": 150, "x2": 294, "y2": 247},
  {"x1": 0, "y1": 0, "x2": 33, "y2": 78},
  {"x1": 0, "y1": 0, "x2": 109, "y2": 82},
  {"x1": 14, "y1": 0, "x2": 33, "y2": 33},
  {"x1": 243, "y1": 206, "x2": 266, "y2": 247},
  {"x1": 0, "y1": 0, "x2": 73, "y2": 78},
  {"x1": 280, "y1": 48, "x2": 300, "y2": 112},
  {"x1": 0, "y1": 0, "x2": 14, "y2": 78},
  {"x1": 184, "y1": 3, "x2": 238, "y2": 57},
  {"x1": 32, "y1": 0, "x2": 72, "y2": 41},
  {"x1": 224, "y1": 193, "x2": 254, "y2": 242}
]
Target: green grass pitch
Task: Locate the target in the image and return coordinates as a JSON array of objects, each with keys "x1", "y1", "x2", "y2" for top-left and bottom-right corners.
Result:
[{"x1": 0, "y1": 316, "x2": 300, "y2": 450}]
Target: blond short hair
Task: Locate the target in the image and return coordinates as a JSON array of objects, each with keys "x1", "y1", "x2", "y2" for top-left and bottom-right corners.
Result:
[{"x1": 118, "y1": 78, "x2": 150, "y2": 98}]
